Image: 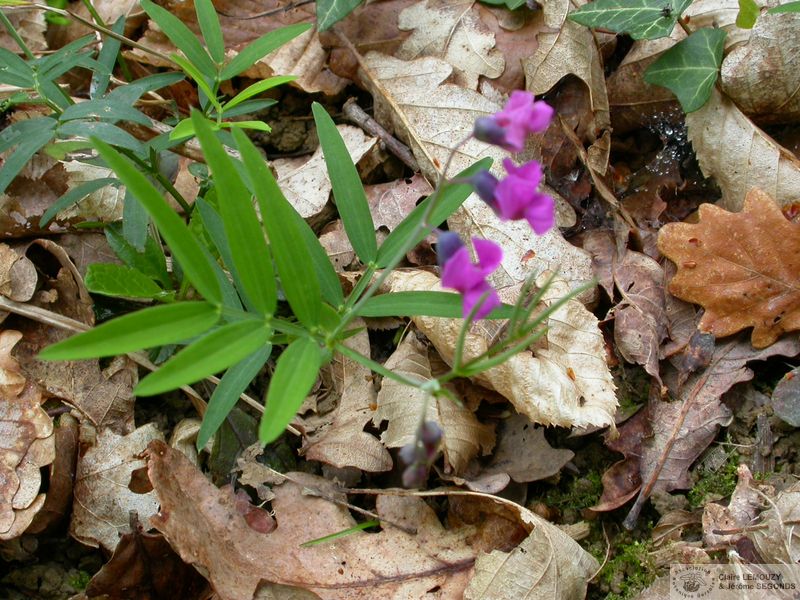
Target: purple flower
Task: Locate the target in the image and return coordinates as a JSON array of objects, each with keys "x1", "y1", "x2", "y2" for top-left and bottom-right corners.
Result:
[
  {"x1": 473, "y1": 91, "x2": 554, "y2": 153},
  {"x1": 439, "y1": 234, "x2": 502, "y2": 320},
  {"x1": 399, "y1": 421, "x2": 442, "y2": 488},
  {"x1": 470, "y1": 160, "x2": 555, "y2": 235}
]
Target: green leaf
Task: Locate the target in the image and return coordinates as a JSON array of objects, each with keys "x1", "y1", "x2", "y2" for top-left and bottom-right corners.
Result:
[
  {"x1": 38, "y1": 302, "x2": 220, "y2": 360},
  {"x1": 312, "y1": 102, "x2": 376, "y2": 264},
  {"x1": 0, "y1": 47, "x2": 34, "y2": 87},
  {"x1": 569, "y1": 0, "x2": 692, "y2": 40},
  {"x1": 92, "y1": 138, "x2": 222, "y2": 304},
  {"x1": 768, "y1": 0, "x2": 800, "y2": 12},
  {"x1": 57, "y1": 122, "x2": 144, "y2": 152},
  {"x1": 196, "y1": 345, "x2": 271, "y2": 449},
  {"x1": 122, "y1": 190, "x2": 149, "y2": 251},
  {"x1": 234, "y1": 129, "x2": 322, "y2": 327},
  {"x1": 140, "y1": 0, "x2": 216, "y2": 78},
  {"x1": 194, "y1": 0, "x2": 225, "y2": 64},
  {"x1": 736, "y1": 0, "x2": 759, "y2": 27},
  {"x1": 192, "y1": 112, "x2": 277, "y2": 315},
  {"x1": 376, "y1": 158, "x2": 491, "y2": 268},
  {"x1": 92, "y1": 15, "x2": 125, "y2": 98},
  {"x1": 220, "y1": 120, "x2": 271, "y2": 132},
  {"x1": 357, "y1": 291, "x2": 514, "y2": 319},
  {"x1": 135, "y1": 319, "x2": 272, "y2": 396},
  {"x1": 316, "y1": 0, "x2": 362, "y2": 31},
  {"x1": 105, "y1": 223, "x2": 171, "y2": 287},
  {"x1": 214, "y1": 98, "x2": 276, "y2": 119},
  {"x1": 40, "y1": 177, "x2": 118, "y2": 227},
  {"x1": 170, "y1": 53, "x2": 222, "y2": 114},
  {"x1": 644, "y1": 28, "x2": 727, "y2": 112},
  {"x1": 60, "y1": 99, "x2": 152, "y2": 126},
  {"x1": 219, "y1": 23, "x2": 312, "y2": 80},
  {"x1": 222, "y1": 76, "x2": 296, "y2": 113},
  {"x1": 0, "y1": 126, "x2": 56, "y2": 195},
  {"x1": 85, "y1": 263, "x2": 166, "y2": 299},
  {"x1": 260, "y1": 337, "x2": 322, "y2": 444},
  {"x1": 170, "y1": 118, "x2": 198, "y2": 140},
  {"x1": 107, "y1": 72, "x2": 186, "y2": 105}
]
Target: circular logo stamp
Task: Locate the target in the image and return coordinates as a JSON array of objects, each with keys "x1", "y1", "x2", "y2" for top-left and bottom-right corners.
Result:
[{"x1": 671, "y1": 565, "x2": 714, "y2": 598}]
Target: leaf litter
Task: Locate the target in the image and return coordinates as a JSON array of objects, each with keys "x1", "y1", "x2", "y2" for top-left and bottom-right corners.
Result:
[{"x1": 3, "y1": 0, "x2": 800, "y2": 598}]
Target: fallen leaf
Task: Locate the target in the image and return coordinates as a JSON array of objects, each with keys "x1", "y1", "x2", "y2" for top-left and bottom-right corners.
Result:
[
  {"x1": 593, "y1": 408, "x2": 648, "y2": 512},
  {"x1": 373, "y1": 334, "x2": 495, "y2": 474},
  {"x1": 770, "y1": 369, "x2": 800, "y2": 437},
  {"x1": 318, "y1": 222, "x2": 357, "y2": 272},
  {"x1": 720, "y1": 14, "x2": 800, "y2": 124},
  {"x1": 684, "y1": 0, "x2": 772, "y2": 49},
  {"x1": 0, "y1": 7, "x2": 45, "y2": 53},
  {"x1": 85, "y1": 514, "x2": 210, "y2": 599},
  {"x1": 685, "y1": 88, "x2": 800, "y2": 211},
  {"x1": 70, "y1": 423, "x2": 163, "y2": 552},
  {"x1": 395, "y1": 0, "x2": 504, "y2": 90},
  {"x1": 366, "y1": 174, "x2": 433, "y2": 233},
  {"x1": 0, "y1": 243, "x2": 36, "y2": 303},
  {"x1": 272, "y1": 125, "x2": 376, "y2": 220},
  {"x1": 0, "y1": 331, "x2": 54, "y2": 540},
  {"x1": 751, "y1": 480, "x2": 800, "y2": 563},
  {"x1": 302, "y1": 320, "x2": 392, "y2": 472},
  {"x1": 387, "y1": 270, "x2": 618, "y2": 428},
  {"x1": 702, "y1": 464, "x2": 762, "y2": 549},
  {"x1": 483, "y1": 412, "x2": 574, "y2": 483},
  {"x1": 658, "y1": 189, "x2": 800, "y2": 349}
]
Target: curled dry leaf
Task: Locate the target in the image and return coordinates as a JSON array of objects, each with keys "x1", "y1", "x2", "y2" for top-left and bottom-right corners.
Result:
[
  {"x1": 302, "y1": 320, "x2": 392, "y2": 472},
  {"x1": 70, "y1": 423, "x2": 163, "y2": 552},
  {"x1": 720, "y1": 14, "x2": 800, "y2": 124},
  {"x1": 702, "y1": 464, "x2": 762, "y2": 549},
  {"x1": 658, "y1": 189, "x2": 800, "y2": 349},
  {"x1": 685, "y1": 88, "x2": 800, "y2": 212},
  {"x1": 373, "y1": 334, "x2": 495, "y2": 474},
  {"x1": 272, "y1": 125, "x2": 377, "y2": 220},
  {"x1": 387, "y1": 270, "x2": 617, "y2": 429},
  {"x1": 0, "y1": 244, "x2": 37, "y2": 304},
  {"x1": 395, "y1": 0, "x2": 504, "y2": 90},
  {"x1": 751, "y1": 480, "x2": 800, "y2": 563},
  {"x1": 146, "y1": 440, "x2": 597, "y2": 600},
  {"x1": 0, "y1": 331, "x2": 54, "y2": 540},
  {"x1": 771, "y1": 366, "x2": 800, "y2": 427}
]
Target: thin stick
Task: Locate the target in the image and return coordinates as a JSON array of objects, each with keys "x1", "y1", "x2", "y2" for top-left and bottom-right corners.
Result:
[{"x1": 342, "y1": 98, "x2": 419, "y2": 171}]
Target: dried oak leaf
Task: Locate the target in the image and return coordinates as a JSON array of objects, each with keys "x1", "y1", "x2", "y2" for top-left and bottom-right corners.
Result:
[
  {"x1": 0, "y1": 330, "x2": 54, "y2": 540},
  {"x1": 658, "y1": 189, "x2": 800, "y2": 349},
  {"x1": 387, "y1": 271, "x2": 617, "y2": 429},
  {"x1": 70, "y1": 424, "x2": 163, "y2": 552},
  {"x1": 145, "y1": 440, "x2": 597, "y2": 600},
  {"x1": 373, "y1": 334, "x2": 495, "y2": 474}
]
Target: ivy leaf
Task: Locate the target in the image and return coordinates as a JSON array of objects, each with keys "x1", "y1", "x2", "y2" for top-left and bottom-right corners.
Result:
[
  {"x1": 644, "y1": 28, "x2": 727, "y2": 112},
  {"x1": 316, "y1": 0, "x2": 362, "y2": 31},
  {"x1": 569, "y1": 0, "x2": 692, "y2": 40},
  {"x1": 736, "y1": 0, "x2": 759, "y2": 28}
]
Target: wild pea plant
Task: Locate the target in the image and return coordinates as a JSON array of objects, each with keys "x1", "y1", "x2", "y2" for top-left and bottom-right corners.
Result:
[{"x1": 40, "y1": 91, "x2": 574, "y2": 487}]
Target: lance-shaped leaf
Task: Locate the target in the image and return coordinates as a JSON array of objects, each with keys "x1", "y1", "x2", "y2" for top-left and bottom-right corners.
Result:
[
  {"x1": 219, "y1": 23, "x2": 312, "y2": 81},
  {"x1": 38, "y1": 302, "x2": 220, "y2": 361},
  {"x1": 260, "y1": 338, "x2": 323, "y2": 444},
  {"x1": 316, "y1": 0, "x2": 362, "y2": 31},
  {"x1": 192, "y1": 112, "x2": 277, "y2": 315},
  {"x1": 644, "y1": 28, "x2": 727, "y2": 112},
  {"x1": 85, "y1": 264, "x2": 165, "y2": 300},
  {"x1": 357, "y1": 291, "x2": 514, "y2": 319},
  {"x1": 312, "y1": 103, "x2": 377, "y2": 264},
  {"x1": 569, "y1": 0, "x2": 692, "y2": 40},
  {"x1": 234, "y1": 129, "x2": 322, "y2": 327},
  {"x1": 135, "y1": 319, "x2": 272, "y2": 396},
  {"x1": 193, "y1": 0, "x2": 224, "y2": 65},
  {"x1": 140, "y1": 0, "x2": 216, "y2": 78},
  {"x1": 197, "y1": 346, "x2": 272, "y2": 450},
  {"x1": 92, "y1": 138, "x2": 222, "y2": 304},
  {"x1": 222, "y1": 76, "x2": 296, "y2": 113}
]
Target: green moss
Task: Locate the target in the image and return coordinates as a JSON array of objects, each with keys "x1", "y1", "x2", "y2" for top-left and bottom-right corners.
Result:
[
  {"x1": 67, "y1": 570, "x2": 91, "y2": 592},
  {"x1": 687, "y1": 449, "x2": 739, "y2": 508},
  {"x1": 542, "y1": 470, "x2": 603, "y2": 514},
  {"x1": 600, "y1": 539, "x2": 657, "y2": 600}
]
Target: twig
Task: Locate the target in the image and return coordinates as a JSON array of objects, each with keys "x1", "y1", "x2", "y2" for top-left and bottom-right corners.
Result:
[
  {"x1": 342, "y1": 98, "x2": 419, "y2": 172},
  {"x1": 216, "y1": 0, "x2": 315, "y2": 20}
]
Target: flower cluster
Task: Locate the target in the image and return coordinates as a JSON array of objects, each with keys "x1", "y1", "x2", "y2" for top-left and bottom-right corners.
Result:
[
  {"x1": 439, "y1": 91, "x2": 555, "y2": 320},
  {"x1": 398, "y1": 421, "x2": 442, "y2": 488}
]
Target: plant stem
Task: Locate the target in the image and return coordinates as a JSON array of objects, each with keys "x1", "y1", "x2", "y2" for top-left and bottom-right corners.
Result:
[{"x1": 0, "y1": 10, "x2": 34, "y2": 59}]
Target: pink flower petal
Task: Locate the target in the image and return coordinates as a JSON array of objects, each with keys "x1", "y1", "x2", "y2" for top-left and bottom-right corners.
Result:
[
  {"x1": 463, "y1": 282, "x2": 501, "y2": 320},
  {"x1": 473, "y1": 238, "x2": 503, "y2": 274}
]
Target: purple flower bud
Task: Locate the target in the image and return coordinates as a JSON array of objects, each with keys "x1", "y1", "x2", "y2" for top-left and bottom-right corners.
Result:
[
  {"x1": 420, "y1": 421, "x2": 442, "y2": 447},
  {"x1": 470, "y1": 170, "x2": 500, "y2": 212},
  {"x1": 398, "y1": 443, "x2": 417, "y2": 466},
  {"x1": 402, "y1": 463, "x2": 429, "y2": 488},
  {"x1": 436, "y1": 231, "x2": 465, "y2": 269},
  {"x1": 473, "y1": 116, "x2": 507, "y2": 146}
]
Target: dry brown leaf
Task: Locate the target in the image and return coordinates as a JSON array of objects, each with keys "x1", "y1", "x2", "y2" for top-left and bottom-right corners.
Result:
[
  {"x1": 720, "y1": 14, "x2": 800, "y2": 124},
  {"x1": 70, "y1": 424, "x2": 163, "y2": 552},
  {"x1": 0, "y1": 7, "x2": 45, "y2": 53},
  {"x1": 751, "y1": 480, "x2": 800, "y2": 563},
  {"x1": 0, "y1": 244, "x2": 36, "y2": 303},
  {"x1": 613, "y1": 250, "x2": 667, "y2": 382},
  {"x1": 366, "y1": 174, "x2": 433, "y2": 233},
  {"x1": 658, "y1": 189, "x2": 800, "y2": 349},
  {"x1": 302, "y1": 321, "x2": 392, "y2": 472},
  {"x1": 0, "y1": 331, "x2": 54, "y2": 540},
  {"x1": 684, "y1": 0, "x2": 776, "y2": 49},
  {"x1": 702, "y1": 464, "x2": 762, "y2": 549},
  {"x1": 373, "y1": 334, "x2": 495, "y2": 474},
  {"x1": 522, "y1": 0, "x2": 611, "y2": 171},
  {"x1": 318, "y1": 221, "x2": 357, "y2": 272},
  {"x1": 685, "y1": 88, "x2": 800, "y2": 211},
  {"x1": 483, "y1": 412, "x2": 574, "y2": 483},
  {"x1": 387, "y1": 270, "x2": 617, "y2": 428},
  {"x1": 146, "y1": 440, "x2": 597, "y2": 600},
  {"x1": 395, "y1": 0, "x2": 504, "y2": 90},
  {"x1": 272, "y1": 125, "x2": 376, "y2": 220}
]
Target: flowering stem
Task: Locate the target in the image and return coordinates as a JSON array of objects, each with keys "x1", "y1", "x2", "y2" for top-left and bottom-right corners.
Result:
[{"x1": 334, "y1": 342, "x2": 424, "y2": 388}]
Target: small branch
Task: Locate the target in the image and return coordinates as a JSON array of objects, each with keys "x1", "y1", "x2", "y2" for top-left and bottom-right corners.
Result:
[{"x1": 343, "y1": 98, "x2": 419, "y2": 172}]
